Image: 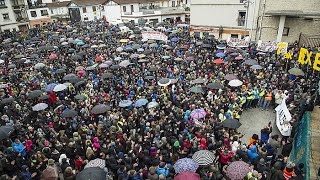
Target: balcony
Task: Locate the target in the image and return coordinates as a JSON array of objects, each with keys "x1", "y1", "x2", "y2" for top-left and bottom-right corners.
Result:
[
  {"x1": 28, "y1": 3, "x2": 47, "y2": 9},
  {"x1": 12, "y1": 4, "x2": 25, "y2": 9}
]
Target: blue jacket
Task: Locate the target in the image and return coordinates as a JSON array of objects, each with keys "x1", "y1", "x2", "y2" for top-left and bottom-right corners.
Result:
[
  {"x1": 13, "y1": 142, "x2": 27, "y2": 157},
  {"x1": 247, "y1": 145, "x2": 259, "y2": 162},
  {"x1": 157, "y1": 167, "x2": 169, "y2": 177}
]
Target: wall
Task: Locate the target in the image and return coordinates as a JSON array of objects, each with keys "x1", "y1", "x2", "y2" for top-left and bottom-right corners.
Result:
[
  {"x1": 27, "y1": 7, "x2": 51, "y2": 20},
  {"x1": 264, "y1": 0, "x2": 320, "y2": 12},
  {"x1": 104, "y1": 4, "x2": 121, "y2": 21},
  {"x1": 0, "y1": 0, "x2": 18, "y2": 26},
  {"x1": 81, "y1": 5, "x2": 102, "y2": 21},
  {"x1": 120, "y1": 4, "x2": 139, "y2": 15},
  {"x1": 50, "y1": 7, "x2": 69, "y2": 16}
]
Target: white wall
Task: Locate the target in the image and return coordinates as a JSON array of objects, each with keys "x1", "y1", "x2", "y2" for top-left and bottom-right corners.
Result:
[
  {"x1": 104, "y1": 3, "x2": 121, "y2": 21},
  {"x1": 0, "y1": 0, "x2": 17, "y2": 26},
  {"x1": 50, "y1": 7, "x2": 69, "y2": 16},
  {"x1": 120, "y1": 4, "x2": 139, "y2": 15},
  {"x1": 27, "y1": 7, "x2": 51, "y2": 20},
  {"x1": 81, "y1": 5, "x2": 102, "y2": 21}
]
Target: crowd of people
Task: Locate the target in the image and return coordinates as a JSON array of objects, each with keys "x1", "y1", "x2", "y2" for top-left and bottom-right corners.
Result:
[{"x1": 0, "y1": 20, "x2": 317, "y2": 180}]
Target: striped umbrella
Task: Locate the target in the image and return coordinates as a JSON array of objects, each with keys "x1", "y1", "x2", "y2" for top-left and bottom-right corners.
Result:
[
  {"x1": 174, "y1": 158, "x2": 199, "y2": 174},
  {"x1": 84, "y1": 158, "x2": 106, "y2": 169},
  {"x1": 192, "y1": 150, "x2": 215, "y2": 166}
]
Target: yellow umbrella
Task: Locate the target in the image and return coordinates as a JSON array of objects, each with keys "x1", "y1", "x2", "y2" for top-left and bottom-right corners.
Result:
[{"x1": 119, "y1": 39, "x2": 129, "y2": 43}]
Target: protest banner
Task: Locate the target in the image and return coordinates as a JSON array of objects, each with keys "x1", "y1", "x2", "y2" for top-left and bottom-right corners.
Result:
[
  {"x1": 298, "y1": 48, "x2": 320, "y2": 71},
  {"x1": 142, "y1": 31, "x2": 168, "y2": 41},
  {"x1": 257, "y1": 40, "x2": 277, "y2": 52},
  {"x1": 277, "y1": 42, "x2": 288, "y2": 55},
  {"x1": 275, "y1": 98, "x2": 292, "y2": 136},
  {"x1": 227, "y1": 37, "x2": 250, "y2": 48}
]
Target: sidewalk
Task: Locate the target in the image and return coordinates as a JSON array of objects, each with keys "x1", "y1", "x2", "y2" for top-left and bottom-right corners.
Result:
[{"x1": 310, "y1": 106, "x2": 320, "y2": 180}]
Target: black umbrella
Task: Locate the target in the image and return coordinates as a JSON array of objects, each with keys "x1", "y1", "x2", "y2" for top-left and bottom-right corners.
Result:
[
  {"x1": 101, "y1": 72, "x2": 113, "y2": 79},
  {"x1": 61, "y1": 109, "x2": 78, "y2": 118},
  {"x1": 0, "y1": 125, "x2": 14, "y2": 141},
  {"x1": 75, "y1": 80, "x2": 86, "y2": 87},
  {"x1": 222, "y1": 118, "x2": 242, "y2": 129},
  {"x1": 110, "y1": 65, "x2": 120, "y2": 70},
  {"x1": 68, "y1": 77, "x2": 80, "y2": 84},
  {"x1": 149, "y1": 66, "x2": 157, "y2": 72},
  {"x1": 76, "y1": 167, "x2": 107, "y2": 180},
  {"x1": 71, "y1": 55, "x2": 82, "y2": 60},
  {"x1": 202, "y1": 44, "x2": 212, "y2": 48},
  {"x1": 74, "y1": 94, "x2": 86, "y2": 100},
  {"x1": 207, "y1": 82, "x2": 224, "y2": 89},
  {"x1": 243, "y1": 59, "x2": 259, "y2": 66},
  {"x1": 1, "y1": 97, "x2": 14, "y2": 104},
  {"x1": 56, "y1": 68, "x2": 66, "y2": 74},
  {"x1": 91, "y1": 104, "x2": 111, "y2": 114},
  {"x1": 63, "y1": 74, "x2": 77, "y2": 81},
  {"x1": 145, "y1": 75, "x2": 155, "y2": 80},
  {"x1": 143, "y1": 49, "x2": 152, "y2": 55},
  {"x1": 38, "y1": 94, "x2": 49, "y2": 100},
  {"x1": 28, "y1": 90, "x2": 44, "y2": 99}
]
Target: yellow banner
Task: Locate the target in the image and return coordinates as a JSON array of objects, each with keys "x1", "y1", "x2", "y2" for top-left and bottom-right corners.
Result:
[
  {"x1": 298, "y1": 48, "x2": 320, "y2": 71},
  {"x1": 277, "y1": 42, "x2": 288, "y2": 55}
]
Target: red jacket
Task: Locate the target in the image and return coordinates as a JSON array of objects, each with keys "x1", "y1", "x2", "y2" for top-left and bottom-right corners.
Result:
[{"x1": 218, "y1": 150, "x2": 234, "y2": 165}]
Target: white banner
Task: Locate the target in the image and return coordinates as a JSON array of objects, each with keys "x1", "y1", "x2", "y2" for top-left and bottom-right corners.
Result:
[
  {"x1": 275, "y1": 98, "x2": 292, "y2": 136},
  {"x1": 257, "y1": 40, "x2": 277, "y2": 52},
  {"x1": 227, "y1": 37, "x2": 250, "y2": 48},
  {"x1": 142, "y1": 31, "x2": 168, "y2": 41}
]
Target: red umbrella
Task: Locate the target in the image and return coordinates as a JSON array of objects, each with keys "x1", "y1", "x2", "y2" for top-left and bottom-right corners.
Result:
[
  {"x1": 213, "y1": 58, "x2": 224, "y2": 64},
  {"x1": 174, "y1": 171, "x2": 200, "y2": 180},
  {"x1": 49, "y1": 53, "x2": 58, "y2": 60},
  {"x1": 95, "y1": 56, "x2": 103, "y2": 62}
]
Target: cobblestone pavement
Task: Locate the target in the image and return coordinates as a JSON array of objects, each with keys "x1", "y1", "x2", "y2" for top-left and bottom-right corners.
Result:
[{"x1": 238, "y1": 108, "x2": 279, "y2": 144}]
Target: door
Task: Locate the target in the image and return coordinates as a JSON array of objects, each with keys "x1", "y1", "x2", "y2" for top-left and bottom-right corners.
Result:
[{"x1": 69, "y1": 8, "x2": 81, "y2": 23}]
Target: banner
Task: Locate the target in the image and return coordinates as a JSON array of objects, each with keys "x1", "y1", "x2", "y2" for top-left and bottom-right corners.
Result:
[
  {"x1": 227, "y1": 37, "x2": 250, "y2": 48},
  {"x1": 298, "y1": 48, "x2": 320, "y2": 71},
  {"x1": 142, "y1": 31, "x2": 168, "y2": 41},
  {"x1": 277, "y1": 42, "x2": 288, "y2": 55},
  {"x1": 275, "y1": 98, "x2": 292, "y2": 136},
  {"x1": 257, "y1": 40, "x2": 277, "y2": 52},
  {"x1": 289, "y1": 112, "x2": 310, "y2": 180}
]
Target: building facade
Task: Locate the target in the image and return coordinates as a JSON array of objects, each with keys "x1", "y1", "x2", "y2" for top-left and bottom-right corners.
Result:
[
  {"x1": 105, "y1": 0, "x2": 189, "y2": 25},
  {"x1": 0, "y1": 0, "x2": 29, "y2": 32},
  {"x1": 67, "y1": 0, "x2": 107, "y2": 22},
  {"x1": 256, "y1": 0, "x2": 320, "y2": 44},
  {"x1": 190, "y1": 0, "x2": 260, "y2": 40},
  {"x1": 47, "y1": 1, "x2": 70, "y2": 22}
]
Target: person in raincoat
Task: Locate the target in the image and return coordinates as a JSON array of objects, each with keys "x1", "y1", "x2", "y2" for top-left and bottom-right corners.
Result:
[{"x1": 13, "y1": 139, "x2": 27, "y2": 157}]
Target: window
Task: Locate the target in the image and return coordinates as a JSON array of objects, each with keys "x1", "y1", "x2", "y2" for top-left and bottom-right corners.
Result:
[
  {"x1": 283, "y1": 27, "x2": 290, "y2": 36},
  {"x1": 84, "y1": 17, "x2": 88, "y2": 20},
  {"x1": 122, "y1": 5, "x2": 126, "y2": 12},
  {"x1": 51, "y1": 9, "x2": 53, "y2": 14},
  {"x1": 0, "y1": 0, "x2": 5, "y2": 6},
  {"x1": 30, "y1": 11, "x2": 37, "y2": 17},
  {"x1": 2, "y1": 13, "x2": 9, "y2": 20},
  {"x1": 240, "y1": 0, "x2": 245, "y2": 3},
  {"x1": 130, "y1": 5, "x2": 133, "y2": 12},
  {"x1": 92, "y1": 6, "x2": 96, "y2": 12},
  {"x1": 231, "y1": 34, "x2": 238, "y2": 38},
  {"x1": 177, "y1": 0, "x2": 180, "y2": 6},
  {"x1": 172, "y1": 1, "x2": 175, "y2": 7},
  {"x1": 185, "y1": 0, "x2": 187, "y2": 4},
  {"x1": 238, "y1": 11, "x2": 246, "y2": 26},
  {"x1": 41, "y1": 9, "x2": 48, "y2": 16},
  {"x1": 82, "y1": 7, "x2": 86, "y2": 13}
]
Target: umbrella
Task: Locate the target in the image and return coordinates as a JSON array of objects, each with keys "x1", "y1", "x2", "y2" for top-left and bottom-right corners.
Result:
[
  {"x1": 53, "y1": 84, "x2": 68, "y2": 92},
  {"x1": 174, "y1": 171, "x2": 200, "y2": 180},
  {"x1": 61, "y1": 109, "x2": 78, "y2": 118},
  {"x1": 38, "y1": 94, "x2": 49, "y2": 100},
  {"x1": 110, "y1": 65, "x2": 120, "y2": 70},
  {"x1": 251, "y1": 65, "x2": 263, "y2": 70},
  {"x1": 162, "y1": 55, "x2": 171, "y2": 59},
  {"x1": 145, "y1": 76, "x2": 155, "y2": 80},
  {"x1": 0, "y1": 125, "x2": 14, "y2": 141},
  {"x1": 147, "y1": 101, "x2": 159, "y2": 109},
  {"x1": 75, "y1": 80, "x2": 86, "y2": 87},
  {"x1": 207, "y1": 82, "x2": 223, "y2": 89},
  {"x1": 190, "y1": 86, "x2": 204, "y2": 93},
  {"x1": 222, "y1": 118, "x2": 242, "y2": 129},
  {"x1": 95, "y1": 56, "x2": 103, "y2": 62},
  {"x1": 91, "y1": 104, "x2": 110, "y2": 114},
  {"x1": 119, "y1": 60, "x2": 130, "y2": 67},
  {"x1": 216, "y1": 52, "x2": 226, "y2": 58},
  {"x1": 213, "y1": 58, "x2": 224, "y2": 64},
  {"x1": 170, "y1": 78, "x2": 179, "y2": 84},
  {"x1": 192, "y1": 150, "x2": 215, "y2": 166},
  {"x1": 7, "y1": 64, "x2": 16, "y2": 69},
  {"x1": 171, "y1": 37, "x2": 179, "y2": 42},
  {"x1": 243, "y1": 59, "x2": 259, "y2": 66},
  {"x1": 186, "y1": 56, "x2": 194, "y2": 61},
  {"x1": 158, "y1": 78, "x2": 171, "y2": 86},
  {"x1": 49, "y1": 53, "x2": 58, "y2": 60},
  {"x1": 226, "y1": 161, "x2": 251, "y2": 180},
  {"x1": 34, "y1": 63, "x2": 46, "y2": 69},
  {"x1": 119, "y1": 100, "x2": 133, "y2": 107},
  {"x1": 46, "y1": 83, "x2": 57, "y2": 92},
  {"x1": 137, "y1": 48, "x2": 144, "y2": 52},
  {"x1": 174, "y1": 158, "x2": 199, "y2": 174},
  {"x1": 190, "y1": 108, "x2": 207, "y2": 119},
  {"x1": 149, "y1": 66, "x2": 157, "y2": 72},
  {"x1": 144, "y1": 49, "x2": 153, "y2": 55},
  {"x1": 202, "y1": 44, "x2": 212, "y2": 48},
  {"x1": 134, "y1": 99, "x2": 148, "y2": 107},
  {"x1": 0, "y1": 97, "x2": 14, "y2": 104},
  {"x1": 101, "y1": 72, "x2": 113, "y2": 79},
  {"x1": 75, "y1": 66, "x2": 85, "y2": 71},
  {"x1": 56, "y1": 68, "x2": 66, "y2": 74},
  {"x1": 235, "y1": 56, "x2": 244, "y2": 60},
  {"x1": 72, "y1": 55, "x2": 82, "y2": 61},
  {"x1": 174, "y1": 57, "x2": 183, "y2": 61},
  {"x1": 119, "y1": 39, "x2": 129, "y2": 43},
  {"x1": 63, "y1": 74, "x2": 77, "y2": 81},
  {"x1": 74, "y1": 94, "x2": 87, "y2": 100},
  {"x1": 99, "y1": 63, "x2": 109, "y2": 68},
  {"x1": 28, "y1": 90, "x2": 44, "y2": 99},
  {"x1": 230, "y1": 52, "x2": 239, "y2": 56},
  {"x1": 224, "y1": 74, "x2": 238, "y2": 81},
  {"x1": 76, "y1": 167, "x2": 107, "y2": 180},
  {"x1": 139, "y1": 54, "x2": 146, "y2": 59},
  {"x1": 190, "y1": 78, "x2": 206, "y2": 84},
  {"x1": 84, "y1": 158, "x2": 106, "y2": 169},
  {"x1": 228, "y1": 79, "x2": 243, "y2": 87},
  {"x1": 32, "y1": 103, "x2": 48, "y2": 111},
  {"x1": 116, "y1": 47, "x2": 123, "y2": 52},
  {"x1": 216, "y1": 44, "x2": 226, "y2": 49},
  {"x1": 288, "y1": 68, "x2": 305, "y2": 76}
]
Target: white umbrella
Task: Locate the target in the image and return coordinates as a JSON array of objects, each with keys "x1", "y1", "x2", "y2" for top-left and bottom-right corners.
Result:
[
  {"x1": 147, "y1": 101, "x2": 159, "y2": 109},
  {"x1": 32, "y1": 103, "x2": 48, "y2": 111},
  {"x1": 53, "y1": 84, "x2": 68, "y2": 92},
  {"x1": 99, "y1": 63, "x2": 109, "y2": 68},
  {"x1": 228, "y1": 79, "x2": 243, "y2": 87},
  {"x1": 116, "y1": 47, "x2": 123, "y2": 52},
  {"x1": 99, "y1": 44, "x2": 106, "y2": 48},
  {"x1": 34, "y1": 63, "x2": 46, "y2": 69},
  {"x1": 91, "y1": 45, "x2": 98, "y2": 48},
  {"x1": 61, "y1": 42, "x2": 68, "y2": 46},
  {"x1": 0, "y1": 60, "x2": 4, "y2": 64},
  {"x1": 158, "y1": 78, "x2": 171, "y2": 86},
  {"x1": 119, "y1": 60, "x2": 130, "y2": 67}
]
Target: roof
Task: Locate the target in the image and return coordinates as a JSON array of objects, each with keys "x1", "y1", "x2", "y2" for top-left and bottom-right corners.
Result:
[
  {"x1": 112, "y1": 0, "x2": 166, "y2": 5},
  {"x1": 265, "y1": 10, "x2": 320, "y2": 16},
  {"x1": 70, "y1": 0, "x2": 108, "y2": 6},
  {"x1": 47, "y1": 1, "x2": 71, "y2": 8}
]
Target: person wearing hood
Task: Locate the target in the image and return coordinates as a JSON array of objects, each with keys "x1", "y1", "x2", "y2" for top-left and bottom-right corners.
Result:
[
  {"x1": 92, "y1": 137, "x2": 101, "y2": 151},
  {"x1": 247, "y1": 143, "x2": 259, "y2": 164},
  {"x1": 19, "y1": 165, "x2": 32, "y2": 180},
  {"x1": 13, "y1": 139, "x2": 27, "y2": 157}
]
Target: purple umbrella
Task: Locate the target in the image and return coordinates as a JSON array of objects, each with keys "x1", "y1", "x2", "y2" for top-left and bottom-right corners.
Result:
[{"x1": 190, "y1": 108, "x2": 207, "y2": 119}]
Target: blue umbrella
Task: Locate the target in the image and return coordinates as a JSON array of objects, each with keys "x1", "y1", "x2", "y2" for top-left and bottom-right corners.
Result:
[
  {"x1": 119, "y1": 100, "x2": 133, "y2": 107},
  {"x1": 76, "y1": 41, "x2": 85, "y2": 46},
  {"x1": 174, "y1": 158, "x2": 199, "y2": 174},
  {"x1": 171, "y1": 37, "x2": 179, "y2": 42},
  {"x1": 216, "y1": 52, "x2": 226, "y2": 58},
  {"x1": 216, "y1": 44, "x2": 226, "y2": 49},
  {"x1": 134, "y1": 98, "x2": 148, "y2": 107},
  {"x1": 46, "y1": 83, "x2": 57, "y2": 92}
]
